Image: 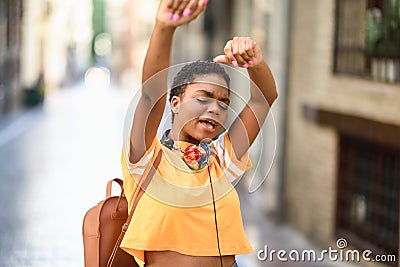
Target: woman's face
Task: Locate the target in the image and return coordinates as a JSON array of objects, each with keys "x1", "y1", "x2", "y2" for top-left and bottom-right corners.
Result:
[{"x1": 171, "y1": 73, "x2": 229, "y2": 143}]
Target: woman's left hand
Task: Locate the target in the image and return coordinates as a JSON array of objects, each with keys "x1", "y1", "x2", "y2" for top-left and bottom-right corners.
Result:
[{"x1": 213, "y1": 37, "x2": 264, "y2": 69}]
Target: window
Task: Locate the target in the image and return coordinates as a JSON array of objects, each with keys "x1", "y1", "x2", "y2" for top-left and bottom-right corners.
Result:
[
  {"x1": 336, "y1": 134, "x2": 399, "y2": 264},
  {"x1": 334, "y1": 0, "x2": 400, "y2": 83}
]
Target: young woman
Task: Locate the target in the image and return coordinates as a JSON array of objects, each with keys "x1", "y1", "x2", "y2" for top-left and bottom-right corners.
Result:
[{"x1": 120, "y1": 0, "x2": 277, "y2": 266}]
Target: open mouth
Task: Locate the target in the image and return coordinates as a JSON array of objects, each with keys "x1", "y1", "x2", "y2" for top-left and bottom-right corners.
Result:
[{"x1": 199, "y1": 118, "x2": 217, "y2": 130}]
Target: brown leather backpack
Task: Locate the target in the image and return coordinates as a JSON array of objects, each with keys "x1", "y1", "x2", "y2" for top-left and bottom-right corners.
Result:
[
  {"x1": 82, "y1": 178, "x2": 137, "y2": 267},
  {"x1": 82, "y1": 152, "x2": 161, "y2": 267}
]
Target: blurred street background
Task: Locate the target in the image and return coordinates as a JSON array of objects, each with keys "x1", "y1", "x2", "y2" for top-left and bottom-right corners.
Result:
[{"x1": 0, "y1": 0, "x2": 399, "y2": 266}]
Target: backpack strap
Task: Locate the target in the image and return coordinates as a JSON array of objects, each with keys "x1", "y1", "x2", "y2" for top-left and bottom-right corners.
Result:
[
  {"x1": 107, "y1": 150, "x2": 162, "y2": 267},
  {"x1": 106, "y1": 178, "x2": 124, "y2": 199}
]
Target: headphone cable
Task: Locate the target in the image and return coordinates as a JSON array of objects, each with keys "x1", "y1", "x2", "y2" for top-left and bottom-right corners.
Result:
[{"x1": 208, "y1": 166, "x2": 223, "y2": 267}]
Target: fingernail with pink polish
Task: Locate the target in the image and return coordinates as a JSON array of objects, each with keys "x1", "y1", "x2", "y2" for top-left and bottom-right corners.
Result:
[
  {"x1": 203, "y1": 0, "x2": 209, "y2": 5},
  {"x1": 232, "y1": 61, "x2": 238, "y2": 67},
  {"x1": 248, "y1": 61, "x2": 254, "y2": 65},
  {"x1": 172, "y1": 14, "x2": 180, "y2": 21},
  {"x1": 168, "y1": 13, "x2": 174, "y2": 20},
  {"x1": 183, "y1": 8, "x2": 192, "y2": 17},
  {"x1": 243, "y1": 64, "x2": 249, "y2": 69}
]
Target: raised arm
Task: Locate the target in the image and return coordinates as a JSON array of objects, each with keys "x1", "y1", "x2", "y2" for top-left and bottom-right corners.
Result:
[
  {"x1": 213, "y1": 37, "x2": 277, "y2": 159},
  {"x1": 129, "y1": 0, "x2": 207, "y2": 163}
]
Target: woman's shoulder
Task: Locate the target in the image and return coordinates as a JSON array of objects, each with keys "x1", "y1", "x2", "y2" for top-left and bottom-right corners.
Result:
[{"x1": 121, "y1": 136, "x2": 162, "y2": 175}]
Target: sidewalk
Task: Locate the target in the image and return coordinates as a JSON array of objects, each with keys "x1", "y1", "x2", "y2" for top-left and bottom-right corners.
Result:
[
  {"x1": 0, "y1": 83, "x2": 361, "y2": 267},
  {"x1": 0, "y1": 83, "x2": 131, "y2": 267},
  {"x1": 236, "y1": 188, "x2": 360, "y2": 267}
]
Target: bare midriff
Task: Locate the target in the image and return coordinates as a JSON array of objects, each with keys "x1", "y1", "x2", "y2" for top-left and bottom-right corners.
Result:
[{"x1": 145, "y1": 251, "x2": 235, "y2": 267}]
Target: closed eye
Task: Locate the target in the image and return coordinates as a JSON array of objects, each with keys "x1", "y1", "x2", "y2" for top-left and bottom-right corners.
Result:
[
  {"x1": 196, "y1": 97, "x2": 210, "y2": 103},
  {"x1": 196, "y1": 97, "x2": 229, "y2": 110},
  {"x1": 218, "y1": 101, "x2": 228, "y2": 110}
]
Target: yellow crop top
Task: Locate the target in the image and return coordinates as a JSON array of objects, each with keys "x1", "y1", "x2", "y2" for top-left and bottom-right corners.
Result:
[{"x1": 120, "y1": 131, "x2": 253, "y2": 265}]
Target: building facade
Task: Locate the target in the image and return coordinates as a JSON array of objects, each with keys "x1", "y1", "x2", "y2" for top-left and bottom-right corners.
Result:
[
  {"x1": 284, "y1": 0, "x2": 399, "y2": 266},
  {"x1": 0, "y1": 0, "x2": 24, "y2": 117},
  {"x1": 0, "y1": 0, "x2": 93, "y2": 121}
]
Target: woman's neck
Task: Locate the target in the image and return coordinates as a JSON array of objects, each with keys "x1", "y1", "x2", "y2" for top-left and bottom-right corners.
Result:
[{"x1": 168, "y1": 127, "x2": 198, "y2": 144}]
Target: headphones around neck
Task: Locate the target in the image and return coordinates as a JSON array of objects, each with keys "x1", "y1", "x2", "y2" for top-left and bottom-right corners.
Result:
[{"x1": 161, "y1": 130, "x2": 211, "y2": 170}]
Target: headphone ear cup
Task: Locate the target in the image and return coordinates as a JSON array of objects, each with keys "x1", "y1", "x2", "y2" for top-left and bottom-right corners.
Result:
[
  {"x1": 182, "y1": 144, "x2": 209, "y2": 170},
  {"x1": 161, "y1": 130, "x2": 174, "y2": 150}
]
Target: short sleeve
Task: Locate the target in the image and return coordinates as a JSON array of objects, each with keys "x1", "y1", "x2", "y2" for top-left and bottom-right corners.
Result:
[
  {"x1": 213, "y1": 132, "x2": 252, "y2": 182},
  {"x1": 122, "y1": 136, "x2": 160, "y2": 176}
]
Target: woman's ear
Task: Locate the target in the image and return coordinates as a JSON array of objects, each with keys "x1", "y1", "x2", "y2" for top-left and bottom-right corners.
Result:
[{"x1": 170, "y1": 96, "x2": 181, "y2": 114}]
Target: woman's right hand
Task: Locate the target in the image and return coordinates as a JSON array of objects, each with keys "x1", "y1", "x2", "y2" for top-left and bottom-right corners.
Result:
[{"x1": 156, "y1": 0, "x2": 208, "y2": 27}]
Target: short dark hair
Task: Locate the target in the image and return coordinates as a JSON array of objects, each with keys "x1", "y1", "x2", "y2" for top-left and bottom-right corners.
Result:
[{"x1": 169, "y1": 60, "x2": 230, "y2": 104}]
